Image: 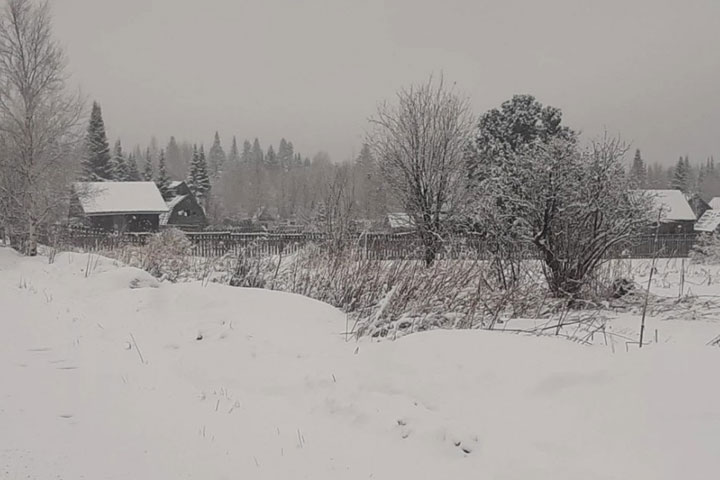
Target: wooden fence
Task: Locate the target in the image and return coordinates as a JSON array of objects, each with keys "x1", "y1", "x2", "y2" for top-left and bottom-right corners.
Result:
[{"x1": 41, "y1": 227, "x2": 699, "y2": 260}]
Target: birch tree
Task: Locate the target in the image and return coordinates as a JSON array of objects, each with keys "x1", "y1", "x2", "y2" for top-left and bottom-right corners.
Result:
[{"x1": 0, "y1": 0, "x2": 84, "y2": 254}]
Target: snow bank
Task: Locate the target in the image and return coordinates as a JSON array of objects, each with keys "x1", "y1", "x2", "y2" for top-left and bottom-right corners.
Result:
[{"x1": 1, "y1": 247, "x2": 718, "y2": 479}]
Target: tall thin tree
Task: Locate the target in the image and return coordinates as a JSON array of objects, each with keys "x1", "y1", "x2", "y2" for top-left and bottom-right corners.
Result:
[{"x1": 0, "y1": 0, "x2": 84, "y2": 254}]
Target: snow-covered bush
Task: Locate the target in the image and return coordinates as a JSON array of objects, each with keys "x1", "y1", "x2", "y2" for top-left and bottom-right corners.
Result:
[
  {"x1": 140, "y1": 229, "x2": 193, "y2": 282},
  {"x1": 691, "y1": 233, "x2": 720, "y2": 264},
  {"x1": 472, "y1": 136, "x2": 652, "y2": 299}
]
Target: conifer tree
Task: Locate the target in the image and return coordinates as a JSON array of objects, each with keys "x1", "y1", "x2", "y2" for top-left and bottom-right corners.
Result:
[
  {"x1": 278, "y1": 138, "x2": 294, "y2": 171},
  {"x1": 241, "y1": 139, "x2": 252, "y2": 164},
  {"x1": 672, "y1": 156, "x2": 689, "y2": 193},
  {"x1": 228, "y1": 136, "x2": 240, "y2": 164},
  {"x1": 188, "y1": 144, "x2": 211, "y2": 200},
  {"x1": 110, "y1": 140, "x2": 129, "y2": 181},
  {"x1": 126, "y1": 153, "x2": 141, "y2": 181},
  {"x1": 628, "y1": 149, "x2": 647, "y2": 187},
  {"x1": 143, "y1": 148, "x2": 154, "y2": 181},
  {"x1": 197, "y1": 145, "x2": 211, "y2": 194},
  {"x1": 266, "y1": 145, "x2": 279, "y2": 170},
  {"x1": 251, "y1": 138, "x2": 264, "y2": 165},
  {"x1": 208, "y1": 131, "x2": 226, "y2": 177},
  {"x1": 81, "y1": 101, "x2": 112, "y2": 181},
  {"x1": 156, "y1": 149, "x2": 171, "y2": 199}
]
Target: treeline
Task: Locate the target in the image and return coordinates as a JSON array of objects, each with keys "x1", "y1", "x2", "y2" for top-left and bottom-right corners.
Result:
[
  {"x1": 629, "y1": 150, "x2": 720, "y2": 199},
  {"x1": 80, "y1": 101, "x2": 390, "y2": 225}
]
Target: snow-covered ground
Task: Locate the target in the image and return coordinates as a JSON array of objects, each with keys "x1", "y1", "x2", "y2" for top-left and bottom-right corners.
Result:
[{"x1": 1, "y1": 248, "x2": 719, "y2": 479}]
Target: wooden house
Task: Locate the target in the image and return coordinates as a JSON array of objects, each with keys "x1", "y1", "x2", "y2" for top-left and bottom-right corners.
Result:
[
  {"x1": 685, "y1": 194, "x2": 711, "y2": 220},
  {"x1": 70, "y1": 182, "x2": 168, "y2": 232},
  {"x1": 641, "y1": 189, "x2": 697, "y2": 234},
  {"x1": 160, "y1": 181, "x2": 207, "y2": 230}
]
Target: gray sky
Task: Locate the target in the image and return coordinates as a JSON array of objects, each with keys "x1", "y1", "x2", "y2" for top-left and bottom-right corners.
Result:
[{"x1": 52, "y1": 0, "x2": 720, "y2": 165}]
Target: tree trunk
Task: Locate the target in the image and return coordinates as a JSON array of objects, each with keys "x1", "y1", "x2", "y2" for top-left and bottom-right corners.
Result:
[
  {"x1": 26, "y1": 220, "x2": 37, "y2": 256},
  {"x1": 421, "y1": 230, "x2": 440, "y2": 267}
]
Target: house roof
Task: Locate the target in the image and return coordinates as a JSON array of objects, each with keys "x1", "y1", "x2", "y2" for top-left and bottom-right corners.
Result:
[
  {"x1": 387, "y1": 213, "x2": 414, "y2": 229},
  {"x1": 169, "y1": 181, "x2": 184, "y2": 189},
  {"x1": 159, "y1": 195, "x2": 188, "y2": 225},
  {"x1": 639, "y1": 189, "x2": 697, "y2": 222},
  {"x1": 73, "y1": 182, "x2": 168, "y2": 216},
  {"x1": 710, "y1": 197, "x2": 720, "y2": 210},
  {"x1": 695, "y1": 210, "x2": 720, "y2": 232}
]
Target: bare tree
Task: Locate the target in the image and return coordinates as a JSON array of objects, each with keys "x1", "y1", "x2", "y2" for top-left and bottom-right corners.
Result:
[
  {"x1": 0, "y1": 0, "x2": 84, "y2": 254},
  {"x1": 321, "y1": 164, "x2": 357, "y2": 255},
  {"x1": 368, "y1": 75, "x2": 474, "y2": 265}
]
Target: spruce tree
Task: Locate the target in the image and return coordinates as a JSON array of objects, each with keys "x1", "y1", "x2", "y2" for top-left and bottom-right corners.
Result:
[
  {"x1": 126, "y1": 153, "x2": 142, "y2": 181},
  {"x1": 81, "y1": 101, "x2": 112, "y2": 181},
  {"x1": 143, "y1": 148, "x2": 154, "y2": 181},
  {"x1": 208, "y1": 131, "x2": 226, "y2": 177},
  {"x1": 278, "y1": 138, "x2": 294, "y2": 171},
  {"x1": 228, "y1": 136, "x2": 240, "y2": 164},
  {"x1": 241, "y1": 139, "x2": 252, "y2": 164},
  {"x1": 156, "y1": 149, "x2": 171, "y2": 199},
  {"x1": 251, "y1": 138, "x2": 264, "y2": 165},
  {"x1": 187, "y1": 145, "x2": 199, "y2": 193},
  {"x1": 628, "y1": 149, "x2": 647, "y2": 187},
  {"x1": 110, "y1": 140, "x2": 129, "y2": 181},
  {"x1": 187, "y1": 144, "x2": 211, "y2": 199},
  {"x1": 672, "y1": 156, "x2": 689, "y2": 193},
  {"x1": 266, "y1": 145, "x2": 279, "y2": 170},
  {"x1": 197, "y1": 145, "x2": 211, "y2": 195}
]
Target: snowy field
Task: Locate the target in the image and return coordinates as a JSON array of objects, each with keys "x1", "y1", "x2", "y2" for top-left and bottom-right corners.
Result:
[{"x1": 1, "y1": 247, "x2": 719, "y2": 479}]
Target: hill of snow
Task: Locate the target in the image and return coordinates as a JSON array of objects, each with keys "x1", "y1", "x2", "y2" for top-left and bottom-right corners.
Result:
[{"x1": 1, "y1": 248, "x2": 719, "y2": 479}]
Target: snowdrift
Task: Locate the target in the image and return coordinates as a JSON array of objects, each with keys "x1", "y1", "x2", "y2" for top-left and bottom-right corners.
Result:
[{"x1": 1, "y1": 248, "x2": 718, "y2": 479}]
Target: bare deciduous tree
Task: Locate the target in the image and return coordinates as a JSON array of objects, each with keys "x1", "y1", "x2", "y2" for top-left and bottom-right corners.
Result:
[
  {"x1": 321, "y1": 164, "x2": 357, "y2": 254},
  {"x1": 0, "y1": 0, "x2": 84, "y2": 254},
  {"x1": 368, "y1": 75, "x2": 474, "y2": 266}
]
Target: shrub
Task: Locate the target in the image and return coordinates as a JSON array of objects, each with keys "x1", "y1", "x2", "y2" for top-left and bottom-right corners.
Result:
[
  {"x1": 691, "y1": 233, "x2": 720, "y2": 265},
  {"x1": 141, "y1": 229, "x2": 193, "y2": 281}
]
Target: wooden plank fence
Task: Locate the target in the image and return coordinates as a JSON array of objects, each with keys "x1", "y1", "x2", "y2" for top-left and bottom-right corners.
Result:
[{"x1": 41, "y1": 226, "x2": 699, "y2": 260}]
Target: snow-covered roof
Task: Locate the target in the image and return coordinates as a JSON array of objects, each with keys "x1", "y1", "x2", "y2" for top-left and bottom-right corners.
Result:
[
  {"x1": 710, "y1": 197, "x2": 720, "y2": 210},
  {"x1": 159, "y1": 195, "x2": 188, "y2": 225},
  {"x1": 73, "y1": 182, "x2": 168, "y2": 216},
  {"x1": 695, "y1": 210, "x2": 720, "y2": 232},
  {"x1": 387, "y1": 213, "x2": 414, "y2": 229},
  {"x1": 639, "y1": 189, "x2": 697, "y2": 222}
]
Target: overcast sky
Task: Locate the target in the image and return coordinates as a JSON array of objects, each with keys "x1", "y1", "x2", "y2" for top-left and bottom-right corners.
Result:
[{"x1": 52, "y1": 0, "x2": 719, "y2": 165}]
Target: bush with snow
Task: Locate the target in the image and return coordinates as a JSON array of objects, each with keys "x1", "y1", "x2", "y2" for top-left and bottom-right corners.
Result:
[
  {"x1": 136, "y1": 229, "x2": 193, "y2": 282},
  {"x1": 690, "y1": 233, "x2": 720, "y2": 264}
]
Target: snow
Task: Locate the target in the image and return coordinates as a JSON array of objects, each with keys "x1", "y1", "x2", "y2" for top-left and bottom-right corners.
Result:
[
  {"x1": 386, "y1": 212, "x2": 414, "y2": 229},
  {"x1": 710, "y1": 197, "x2": 720, "y2": 210},
  {"x1": 1, "y1": 247, "x2": 719, "y2": 479},
  {"x1": 73, "y1": 182, "x2": 169, "y2": 215},
  {"x1": 639, "y1": 189, "x2": 697, "y2": 222},
  {"x1": 695, "y1": 209, "x2": 720, "y2": 232}
]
